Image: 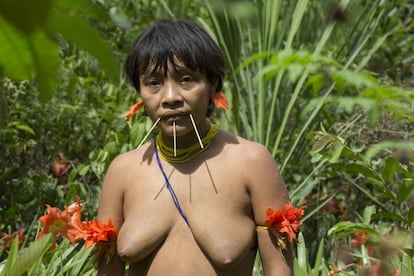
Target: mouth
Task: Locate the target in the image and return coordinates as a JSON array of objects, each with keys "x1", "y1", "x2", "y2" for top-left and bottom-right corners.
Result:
[{"x1": 160, "y1": 111, "x2": 188, "y2": 122}]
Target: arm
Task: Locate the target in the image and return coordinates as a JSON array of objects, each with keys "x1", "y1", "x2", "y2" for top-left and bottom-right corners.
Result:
[
  {"x1": 96, "y1": 155, "x2": 128, "y2": 275},
  {"x1": 246, "y1": 143, "x2": 292, "y2": 276}
]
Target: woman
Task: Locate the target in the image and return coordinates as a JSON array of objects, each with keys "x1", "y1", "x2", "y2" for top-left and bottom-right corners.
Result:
[{"x1": 97, "y1": 19, "x2": 291, "y2": 275}]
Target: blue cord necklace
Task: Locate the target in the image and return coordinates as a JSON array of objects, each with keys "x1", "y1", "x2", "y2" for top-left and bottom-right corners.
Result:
[{"x1": 154, "y1": 141, "x2": 190, "y2": 227}]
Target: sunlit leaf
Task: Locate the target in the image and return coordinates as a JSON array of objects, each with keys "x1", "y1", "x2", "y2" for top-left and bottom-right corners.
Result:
[
  {"x1": 7, "y1": 234, "x2": 52, "y2": 276},
  {"x1": 365, "y1": 141, "x2": 414, "y2": 162},
  {"x1": 311, "y1": 133, "x2": 334, "y2": 154},
  {"x1": 296, "y1": 232, "x2": 308, "y2": 271},
  {"x1": 0, "y1": 236, "x2": 19, "y2": 276},
  {"x1": 29, "y1": 30, "x2": 59, "y2": 101},
  {"x1": 0, "y1": 16, "x2": 34, "y2": 80},
  {"x1": 47, "y1": 12, "x2": 119, "y2": 81},
  {"x1": 328, "y1": 141, "x2": 344, "y2": 163},
  {"x1": 362, "y1": 205, "x2": 376, "y2": 224},
  {"x1": 328, "y1": 221, "x2": 378, "y2": 237},
  {"x1": 9, "y1": 121, "x2": 36, "y2": 135}
]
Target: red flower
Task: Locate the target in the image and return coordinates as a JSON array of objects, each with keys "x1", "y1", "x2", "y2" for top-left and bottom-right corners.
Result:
[
  {"x1": 67, "y1": 195, "x2": 83, "y2": 228},
  {"x1": 0, "y1": 228, "x2": 25, "y2": 252},
  {"x1": 38, "y1": 205, "x2": 83, "y2": 248},
  {"x1": 211, "y1": 93, "x2": 229, "y2": 109},
  {"x1": 265, "y1": 202, "x2": 305, "y2": 242},
  {"x1": 352, "y1": 231, "x2": 369, "y2": 247},
  {"x1": 124, "y1": 101, "x2": 144, "y2": 121},
  {"x1": 81, "y1": 219, "x2": 118, "y2": 249},
  {"x1": 38, "y1": 196, "x2": 119, "y2": 264}
]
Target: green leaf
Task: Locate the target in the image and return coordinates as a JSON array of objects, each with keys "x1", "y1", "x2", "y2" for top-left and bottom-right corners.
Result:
[
  {"x1": 78, "y1": 165, "x2": 90, "y2": 177},
  {"x1": 53, "y1": 0, "x2": 108, "y2": 21},
  {"x1": 382, "y1": 157, "x2": 399, "y2": 182},
  {"x1": 328, "y1": 141, "x2": 344, "y2": 163},
  {"x1": 328, "y1": 221, "x2": 378, "y2": 237},
  {"x1": 333, "y1": 70, "x2": 376, "y2": 89},
  {"x1": 47, "y1": 12, "x2": 119, "y2": 81},
  {"x1": 0, "y1": 236, "x2": 19, "y2": 276},
  {"x1": 408, "y1": 207, "x2": 414, "y2": 223},
  {"x1": 372, "y1": 211, "x2": 407, "y2": 223},
  {"x1": 14, "y1": 123, "x2": 36, "y2": 135},
  {"x1": 311, "y1": 238, "x2": 324, "y2": 276},
  {"x1": 401, "y1": 253, "x2": 413, "y2": 276},
  {"x1": 362, "y1": 205, "x2": 376, "y2": 224},
  {"x1": 7, "y1": 234, "x2": 53, "y2": 276},
  {"x1": 29, "y1": 30, "x2": 59, "y2": 101},
  {"x1": 311, "y1": 134, "x2": 334, "y2": 154},
  {"x1": 64, "y1": 245, "x2": 93, "y2": 275},
  {"x1": 0, "y1": 0, "x2": 52, "y2": 33},
  {"x1": 296, "y1": 232, "x2": 309, "y2": 272},
  {"x1": 365, "y1": 141, "x2": 414, "y2": 162},
  {"x1": 104, "y1": 141, "x2": 118, "y2": 157},
  {"x1": 396, "y1": 179, "x2": 414, "y2": 204},
  {"x1": 0, "y1": 16, "x2": 34, "y2": 80},
  {"x1": 340, "y1": 163, "x2": 382, "y2": 182}
]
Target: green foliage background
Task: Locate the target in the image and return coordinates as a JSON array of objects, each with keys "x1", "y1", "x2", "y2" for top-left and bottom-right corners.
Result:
[{"x1": 0, "y1": 0, "x2": 413, "y2": 274}]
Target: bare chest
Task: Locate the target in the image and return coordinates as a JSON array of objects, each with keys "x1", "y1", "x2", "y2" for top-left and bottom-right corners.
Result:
[{"x1": 118, "y1": 158, "x2": 256, "y2": 267}]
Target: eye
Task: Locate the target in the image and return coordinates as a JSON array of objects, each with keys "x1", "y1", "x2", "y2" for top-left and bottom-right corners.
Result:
[
  {"x1": 180, "y1": 75, "x2": 193, "y2": 84},
  {"x1": 145, "y1": 78, "x2": 161, "y2": 87}
]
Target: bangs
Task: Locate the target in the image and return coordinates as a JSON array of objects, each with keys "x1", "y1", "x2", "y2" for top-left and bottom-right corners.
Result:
[
  {"x1": 125, "y1": 19, "x2": 225, "y2": 92},
  {"x1": 138, "y1": 47, "x2": 198, "y2": 77}
]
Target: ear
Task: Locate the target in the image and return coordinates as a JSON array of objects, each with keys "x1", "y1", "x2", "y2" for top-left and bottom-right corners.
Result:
[{"x1": 210, "y1": 78, "x2": 219, "y2": 94}]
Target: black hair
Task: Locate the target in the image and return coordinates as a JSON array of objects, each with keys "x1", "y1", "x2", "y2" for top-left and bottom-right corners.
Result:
[{"x1": 125, "y1": 19, "x2": 225, "y2": 93}]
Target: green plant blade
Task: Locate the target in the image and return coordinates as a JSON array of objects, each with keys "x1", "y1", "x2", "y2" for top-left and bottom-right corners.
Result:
[{"x1": 7, "y1": 234, "x2": 53, "y2": 276}]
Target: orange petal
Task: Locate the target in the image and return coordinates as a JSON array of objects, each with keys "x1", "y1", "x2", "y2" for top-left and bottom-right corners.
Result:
[
  {"x1": 125, "y1": 101, "x2": 144, "y2": 121},
  {"x1": 211, "y1": 93, "x2": 229, "y2": 109}
]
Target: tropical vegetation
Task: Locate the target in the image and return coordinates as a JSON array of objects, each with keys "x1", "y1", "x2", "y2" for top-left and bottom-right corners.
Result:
[{"x1": 1, "y1": 0, "x2": 413, "y2": 275}]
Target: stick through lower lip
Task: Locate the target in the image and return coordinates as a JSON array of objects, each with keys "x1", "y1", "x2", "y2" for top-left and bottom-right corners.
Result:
[
  {"x1": 189, "y1": 114, "x2": 204, "y2": 149},
  {"x1": 173, "y1": 121, "x2": 177, "y2": 157},
  {"x1": 136, "y1": 117, "x2": 160, "y2": 149}
]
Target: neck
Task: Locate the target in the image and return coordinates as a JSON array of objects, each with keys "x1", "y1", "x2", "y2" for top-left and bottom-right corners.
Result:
[
  {"x1": 155, "y1": 121, "x2": 219, "y2": 164},
  {"x1": 161, "y1": 118, "x2": 210, "y2": 149}
]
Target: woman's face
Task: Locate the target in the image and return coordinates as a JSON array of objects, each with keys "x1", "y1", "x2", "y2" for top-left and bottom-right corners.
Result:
[{"x1": 139, "y1": 60, "x2": 214, "y2": 142}]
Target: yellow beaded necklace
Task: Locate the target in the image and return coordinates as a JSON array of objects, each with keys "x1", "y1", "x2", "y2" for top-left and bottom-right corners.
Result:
[{"x1": 155, "y1": 123, "x2": 219, "y2": 163}]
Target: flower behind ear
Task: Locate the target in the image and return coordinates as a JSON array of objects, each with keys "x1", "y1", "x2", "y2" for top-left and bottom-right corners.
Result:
[
  {"x1": 125, "y1": 101, "x2": 144, "y2": 121},
  {"x1": 211, "y1": 93, "x2": 229, "y2": 109}
]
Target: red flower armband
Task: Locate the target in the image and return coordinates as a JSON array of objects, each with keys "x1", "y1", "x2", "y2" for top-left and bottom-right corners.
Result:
[{"x1": 257, "y1": 202, "x2": 305, "y2": 249}]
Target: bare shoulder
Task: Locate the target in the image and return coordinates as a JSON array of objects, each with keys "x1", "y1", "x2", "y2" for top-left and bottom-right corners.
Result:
[
  {"x1": 216, "y1": 130, "x2": 288, "y2": 208},
  {"x1": 103, "y1": 142, "x2": 152, "y2": 188},
  {"x1": 217, "y1": 130, "x2": 275, "y2": 165},
  {"x1": 98, "y1": 143, "x2": 152, "y2": 224}
]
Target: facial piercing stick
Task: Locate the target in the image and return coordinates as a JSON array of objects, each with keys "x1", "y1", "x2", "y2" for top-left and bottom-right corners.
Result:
[
  {"x1": 173, "y1": 121, "x2": 177, "y2": 157},
  {"x1": 189, "y1": 114, "x2": 204, "y2": 149},
  {"x1": 136, "y1": 117, "x2": 161, "y2": 149}
]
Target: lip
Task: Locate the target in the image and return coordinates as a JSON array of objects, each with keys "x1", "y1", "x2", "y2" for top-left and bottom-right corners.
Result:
[{"x1": 160, "y1": 111, "x2": 188, "y2": 121}]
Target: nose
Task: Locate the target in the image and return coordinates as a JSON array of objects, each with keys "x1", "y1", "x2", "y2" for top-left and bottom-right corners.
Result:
[{"x1": 161, "y1": 80, "x2": 183, "y2": 108}]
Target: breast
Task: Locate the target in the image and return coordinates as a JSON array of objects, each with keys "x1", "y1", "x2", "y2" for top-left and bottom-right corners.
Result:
[
  {"x1": 187, "y1": 207, "x2": 257, "y2": 268},
  {"x1": 117, "y1": 193, "x2": 177, "y2": 263}
]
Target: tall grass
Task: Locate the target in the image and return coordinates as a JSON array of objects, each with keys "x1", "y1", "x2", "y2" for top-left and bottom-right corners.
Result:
[{"x1": 199, "y1": 0, "x2": 400, "y2": 204}]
